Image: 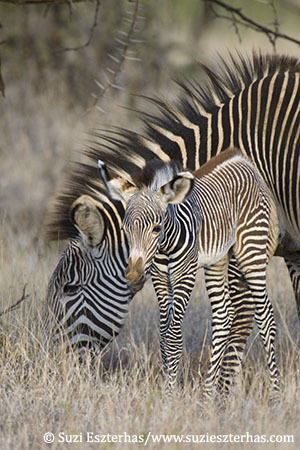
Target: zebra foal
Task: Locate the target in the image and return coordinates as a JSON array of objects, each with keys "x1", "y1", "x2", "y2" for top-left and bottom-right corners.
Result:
[{"x1": 97, "y1": 148, "x2": 280, "y2": 397}]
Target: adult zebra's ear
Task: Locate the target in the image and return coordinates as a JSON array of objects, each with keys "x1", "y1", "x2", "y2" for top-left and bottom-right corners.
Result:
[
  {"x1": 159, "y1": 171, "x2": 195, "y2": 205},
  {"x1": 70, "y1": 195, "x2": 106, "y2": 247}
]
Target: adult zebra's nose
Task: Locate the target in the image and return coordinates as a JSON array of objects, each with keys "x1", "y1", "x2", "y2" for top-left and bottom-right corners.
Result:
[{"x1": 125, "y1": 256, "x2": 146, "y2": 291}]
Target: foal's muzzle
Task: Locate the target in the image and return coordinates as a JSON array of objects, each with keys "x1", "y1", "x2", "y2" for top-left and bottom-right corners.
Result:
[{"x1": 125, "y1": 256, "x2": 146, "y2": 292}]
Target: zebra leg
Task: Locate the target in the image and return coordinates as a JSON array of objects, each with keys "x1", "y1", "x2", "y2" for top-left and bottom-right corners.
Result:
[
  {"x1": 202, "y1": 256, "x2": 235, "y2": 399},
  {"x1": 151, "y1": 260, "x2": 172, "y2": 373},
  {"x1": 217, "y1": 255, "x2": 256, "y2": 393},
  {"x1": 152, "y1": 254, "x2": 198, "y2": 393},
  {"x1": 163, "y1": 279, "x2": 198, "y2": 392},
  {"x1": 284, "y1": 254, "x2": 300, "y2": 321},
  {"x1": 254, "y1": 294, "x2": 280, "y2": 397},
  {"x1": 235, "y1": 254, "x2": 280, "y2": 396}
]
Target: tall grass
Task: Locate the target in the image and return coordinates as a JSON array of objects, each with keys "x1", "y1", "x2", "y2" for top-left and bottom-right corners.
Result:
[
  {"x1": 0, "y1": 263, "x2": 300, "y2": 449},
  {"x1": 1, "y1": 2, "x2": 300, "y2": 448},
  {"x1": 1, "y1": 187, "x2": 300, "y2": 449}
]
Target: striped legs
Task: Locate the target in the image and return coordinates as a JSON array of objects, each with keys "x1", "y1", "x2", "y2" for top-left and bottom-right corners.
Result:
[
  {"x1": 202, "y1": 256, "x2": 235, "y2": 398},
  {"x1": 151, "y1": 256, "x2": 173, "y2": 373},
  {"x1": 217, "y1": 256, "x2": 256, "y2": 393},
  {"x1": 253, "y1": 292, "x2": 280, "y2": 395},
  {"x1": 152, "y1": 251, "x2": 198, "y2": 393},
  {"x1": 218, "y1": 256, "x2": 280, "y2": 395},
  {"x1": 151, "y1": 237, "x2": 279, "y2": 399},
  {"x1": 234, "y1": 248, "x2": 280, "y2": 395},
  {"x1": 204, "y1": 253, "x2": 280, "y2": 398}
]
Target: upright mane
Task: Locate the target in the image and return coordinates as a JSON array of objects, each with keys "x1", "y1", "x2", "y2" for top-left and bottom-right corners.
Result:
[
  {"x1": 178, "y1": 51, "x2": 300, "y2": 116},
  {"x1": 134, "y1": 159, "x2": 183, "y2": 190},
  {"x1": 45, "y1": 50, "x2": 300, "y2": 240}
]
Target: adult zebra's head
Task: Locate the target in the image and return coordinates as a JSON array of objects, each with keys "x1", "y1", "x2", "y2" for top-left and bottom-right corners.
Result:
[
  {"x1": 45, "y1": 193, "x2": 132, "y2": 351},
  {"x1": 99, "y1": 159, "x2": 195, "y2": 292}
]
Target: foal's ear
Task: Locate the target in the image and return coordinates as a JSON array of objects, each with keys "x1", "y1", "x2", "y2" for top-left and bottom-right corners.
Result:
[
  {"x1": 105, "y1": 177, "x2": 138, "y2": 202},
  {"x1": 159, "y1": 171, "x2": 194, "y2": 205},
  {"x1": 70, "y1": 195, "x2": 106, "y2": 247},
  {"x1": 98, "y1": 159, "x2": 137, "y2": 202}
]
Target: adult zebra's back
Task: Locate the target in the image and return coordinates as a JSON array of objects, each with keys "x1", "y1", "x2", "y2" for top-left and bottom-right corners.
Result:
[{"x1": 45, "y1": 51, "x2": 300, "y2": 350}]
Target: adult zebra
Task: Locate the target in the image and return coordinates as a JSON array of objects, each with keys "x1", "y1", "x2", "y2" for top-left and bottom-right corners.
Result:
[
  {"x1": 45, "y1": 175, "x2": 131, "y2": 350},
  {"x1": 45, "y1": 51, "x2": 300, "y2": 355}
]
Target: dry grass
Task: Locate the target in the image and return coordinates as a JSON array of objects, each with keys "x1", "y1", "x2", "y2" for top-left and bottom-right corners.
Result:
[
  {"x1": 0, "y1": 254, "x2": 300, "y2": 449},
  {"x1": 1, "y1": 11, "x2": 300, "y2": 446}
]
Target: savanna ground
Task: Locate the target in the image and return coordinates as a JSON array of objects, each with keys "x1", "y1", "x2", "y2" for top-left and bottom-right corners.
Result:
[{"x1": 1, "y1": 1, "x2": 300, "y2": 448}]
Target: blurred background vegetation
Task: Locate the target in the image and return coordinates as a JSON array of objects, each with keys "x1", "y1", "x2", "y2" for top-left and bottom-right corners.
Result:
[
  {"x1": 1, "y1": 0, "x2": 300, "y2": 106},
  {"x1": 0, "y1": 0, "x2": 300, "y2": 294}
]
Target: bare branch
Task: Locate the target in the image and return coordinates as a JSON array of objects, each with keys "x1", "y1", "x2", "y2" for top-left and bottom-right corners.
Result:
[
  {"x1": 0, "y1": 285, "x2": 30, "y2": 318},
  {"x1": 268, "y1": 0, "x2": 280, "y2": 51},
  {"x1": 205, "y1": 0, "x2": 300, "y2": 48},
  {"x1": 230, "y1": 10, "x2": 242, "y2": 44},
  {"x1": 56, "y1": 0, "x2": 101, "y2": 52},
  {"x1": 270, "y1": 0, "x2": 280, "y2": 35}
]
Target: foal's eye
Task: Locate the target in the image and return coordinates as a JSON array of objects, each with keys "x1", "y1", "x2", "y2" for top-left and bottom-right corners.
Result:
[{"x1": 153, "y1": 225, "x2": 161, "y2": 233}]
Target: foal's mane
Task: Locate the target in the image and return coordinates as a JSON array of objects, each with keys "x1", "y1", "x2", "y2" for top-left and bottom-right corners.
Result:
[{"x1": 134, "y1": 159, "x2": 183, "y2": 190}]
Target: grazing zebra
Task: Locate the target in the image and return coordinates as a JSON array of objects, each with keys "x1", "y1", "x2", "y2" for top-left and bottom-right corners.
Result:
[
  {"x1": 45, "y1": 51, "x2": 300, "y2": 362},
  {"x1": 97, "y1": 149, "x2": 280, "y2": 396},
  {"x1": 45, "y1": 183, "x2": 131, "y2": 351}
]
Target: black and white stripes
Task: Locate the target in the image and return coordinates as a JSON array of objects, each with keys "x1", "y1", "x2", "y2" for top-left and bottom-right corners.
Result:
[
  {"x1": 45, "y1": 51, "x2": 300, "y2": 387},
  {"x1": 107, "y1": 151, "x2": 279, "y2": 395},
  {"x1": 45, "y1": 197, "x2": 131, "y2": 352}
]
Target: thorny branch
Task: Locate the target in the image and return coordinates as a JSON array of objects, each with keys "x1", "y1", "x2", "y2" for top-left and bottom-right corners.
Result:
[
  {"x1": 91, "y1": 0, "x2": 141, "y2": 112},
  {"x1": 0, "y1": 284, "x2": 30, "y2": 318},
  {"x1": 205, "y1": 0, "x2": 300, "y2": 49}
]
